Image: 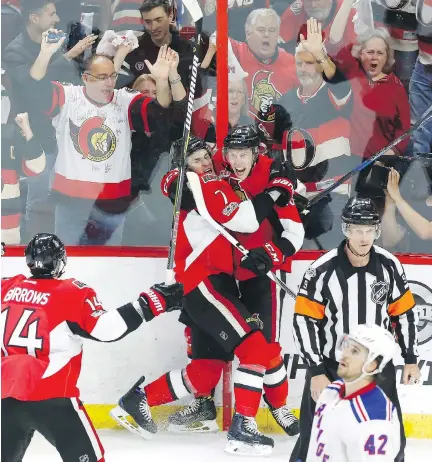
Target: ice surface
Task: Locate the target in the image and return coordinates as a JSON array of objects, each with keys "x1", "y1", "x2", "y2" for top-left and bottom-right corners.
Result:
[{"x1": 23, "y1": 430, "x2": 432, "y2": 461}]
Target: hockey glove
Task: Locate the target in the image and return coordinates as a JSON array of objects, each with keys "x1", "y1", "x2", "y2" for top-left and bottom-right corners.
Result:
[
  {"x1": 138, "y1": 282, "x2": 184, "y2": 322},
  {"x1": 161, "y1": 169, "x2": 195, "y2": 211},
  {"x1": 240, "y1": 242, "x2": 284, "y2": 276},
  {"x1": 267, "y1": 160, "x2": 297, "y2": 207}
]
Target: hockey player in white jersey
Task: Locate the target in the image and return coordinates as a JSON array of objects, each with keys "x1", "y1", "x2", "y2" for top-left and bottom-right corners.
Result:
[{"x1": 306, "y1": 324, "x2": 402, "y2": 462}]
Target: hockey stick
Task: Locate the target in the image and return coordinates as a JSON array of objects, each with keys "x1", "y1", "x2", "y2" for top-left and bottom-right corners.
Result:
[
  {"x1": 186, "y1": 172, "x2": 298, "y2": 300},
  {"x1": 166, "y1": 0, "x2": 203, "y2": 283},
  {"x1": 301, "y1": 106, "x2": 432, "y2": 212}
]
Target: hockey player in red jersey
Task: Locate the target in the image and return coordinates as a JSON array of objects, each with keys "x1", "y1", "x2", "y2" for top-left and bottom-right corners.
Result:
[
  {"x1": 220, "y1": 126, "x2": 304, "y2": 433},
  {"x1": 167, "y1": 126, "x2": 304, "y2": 437},
  {"x1": 1, "y1": 233, "x2": 184, "y2": 462},
  {"x1": 110, "y1": 135, "x2": 296, "y2": 455}
]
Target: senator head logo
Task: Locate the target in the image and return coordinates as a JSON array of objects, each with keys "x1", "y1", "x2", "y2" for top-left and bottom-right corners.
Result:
[
  {"x1": 69, "y1": 117, "x2": 116, "y2": 162},
  {"x1": 408, "y1": 280, "x2": 432, "y2": 346},
  {"x1": 251, "y1": 70, "x2": 281, "y2": 115}
]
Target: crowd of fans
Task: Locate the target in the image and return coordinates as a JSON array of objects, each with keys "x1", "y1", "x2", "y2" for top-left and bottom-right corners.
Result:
[{"x1": 1, "y1": 0, "x2": 431, "y2": 253}]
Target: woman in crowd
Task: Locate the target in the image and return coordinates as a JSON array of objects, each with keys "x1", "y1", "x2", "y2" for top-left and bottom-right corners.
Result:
[
  {"x1": 192, "y1": 78, "x2": 250, "y2": 142},
  {"x1": 329, "y1": 25, "x2": 411, "y2": 160},
  {"x1": 329, "y1": 16, "x2": 411, "y2": 204}
]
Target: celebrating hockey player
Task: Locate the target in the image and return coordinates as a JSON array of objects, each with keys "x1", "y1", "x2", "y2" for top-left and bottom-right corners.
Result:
[
  {"x1": 1, "y1": 233, "x2": 184, "y2": 462},
  {"x1": 220, "y1": 125, "x2": 304, "y2": 434},
  {"x1": 291, "y1": 196, "x2": 421, "y2": 462},
  {"x1": 306, "y1": 324, "x2": 402, "y2": 462},
  {"x1": 168, "y1": 126, "x2": 304, "y2": 437},
  {"x1": 110, "y1": 135, "x2": 296, "y2": 455}
]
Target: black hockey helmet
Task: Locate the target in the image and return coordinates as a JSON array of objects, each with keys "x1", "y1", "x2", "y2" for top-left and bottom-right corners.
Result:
[
  {"x1": 25, "y1": 233, "x2": 67, "y2": 278},
  {"x1": 341, "y1": 197, "x2": 381, "y2": 225},
  {"x1": 222, "y1": 125, "x2": 261, "y2": 171},
  {"x1": 169, "y1": 135, "x2": 212, "y2": 169},
  {"x1": 223, "y1": 125, "x2": 260, "y2": 151}
]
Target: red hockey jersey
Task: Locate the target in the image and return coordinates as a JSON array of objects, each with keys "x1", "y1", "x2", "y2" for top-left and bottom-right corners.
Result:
[
  {"x1": 161, "y1": 171, "x2": 262, "y2": 293},
  {"x1": 213, "y1": 151, "x2": 304, "y2": 280},
  {"x1": 229, "y1": 39, "x2": 297, "y2": 113},
  {"x1": 1, "y1": 275, "x2": 143, "y2": 401}
]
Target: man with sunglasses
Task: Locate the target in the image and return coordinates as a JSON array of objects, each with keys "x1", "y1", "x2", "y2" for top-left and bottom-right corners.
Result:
[{"x1": 28, "y1": 32, "x2": 186, "y2": 245}]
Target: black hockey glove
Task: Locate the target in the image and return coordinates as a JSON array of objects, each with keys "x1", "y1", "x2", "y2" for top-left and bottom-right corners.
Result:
[
  {"x1": 267, "y1": 160, "x2": 297, "y2": 207},
  {"x1": 240, "y1": 242, "x2": 284, "y2": 276},
  {"x1": 138, "y1": 282, "x2": 184, "y2": 322}
]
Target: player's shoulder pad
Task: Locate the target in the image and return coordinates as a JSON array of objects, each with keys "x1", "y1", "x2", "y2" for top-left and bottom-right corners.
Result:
[
  {"x1": 1, "y1": 274, "x2": 27, "y2": 295},
  {"x1": 2, "y1": 274, "x2": 26, "y2": 285},
  {"x1": 349, "y1": 385, "x2": 394, "y2": 423}
]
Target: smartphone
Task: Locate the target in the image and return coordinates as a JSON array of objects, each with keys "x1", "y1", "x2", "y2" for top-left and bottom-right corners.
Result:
[{"x1": 46, "y1": 32, "x2": 66, "y2": 43}]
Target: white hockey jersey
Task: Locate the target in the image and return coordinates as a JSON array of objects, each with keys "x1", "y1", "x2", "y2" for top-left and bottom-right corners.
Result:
[
  {"x1": 44, "y1": 82, "x2": 167, "y2": 200},
  {"x1": 306, "y1": 380, "x2": 401, "y2": 462}
]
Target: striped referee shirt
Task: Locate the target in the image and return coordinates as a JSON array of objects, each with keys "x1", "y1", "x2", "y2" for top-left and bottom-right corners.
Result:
[{"x1": 293, "y1": 241, "x2": 418, "y2": 377}]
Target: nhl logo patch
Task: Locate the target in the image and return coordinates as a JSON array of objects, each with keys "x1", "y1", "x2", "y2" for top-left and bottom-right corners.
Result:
[{"x1": 370, "y1": 280, "x2": 389, "y2": 305}]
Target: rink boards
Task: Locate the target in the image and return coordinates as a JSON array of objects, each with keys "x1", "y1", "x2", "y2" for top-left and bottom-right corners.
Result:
[{"x1": 3, "y1": 248, "x2": 432, "y2": 438}]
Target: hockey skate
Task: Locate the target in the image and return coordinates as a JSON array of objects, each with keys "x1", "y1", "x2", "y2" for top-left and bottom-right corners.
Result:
[
  {"x1": 109, "y1": 376, "x2": 157, "y2": 439},
  {"x1": 167, "y1": 396, "x2": 219, "y2": 433},
  {"x1": 225, "y1": 413, "x2": 274, "y2": 456},
  {"x1": 264, "y1": 395, "x2": 300, "y2": 436}
]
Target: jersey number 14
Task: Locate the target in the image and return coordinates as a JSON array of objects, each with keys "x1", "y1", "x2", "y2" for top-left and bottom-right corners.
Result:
[{"x1": 1, "y1": 307, "x2": 44, "y2": 357}]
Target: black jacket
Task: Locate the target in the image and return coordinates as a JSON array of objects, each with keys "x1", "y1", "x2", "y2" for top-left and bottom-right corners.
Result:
[{"x1": 3, "y1": 29, "x2": 81, "y2": 153}]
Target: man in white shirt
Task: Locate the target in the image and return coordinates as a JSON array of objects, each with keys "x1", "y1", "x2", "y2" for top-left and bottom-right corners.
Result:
[{"x1": 29, "y1": 31, "x2": 186, "y2": 245}]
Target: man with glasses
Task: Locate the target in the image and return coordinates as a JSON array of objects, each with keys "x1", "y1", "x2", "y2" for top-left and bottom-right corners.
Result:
[{"x1": 28, "y1": 33, "x2": 186, "y2": 245}]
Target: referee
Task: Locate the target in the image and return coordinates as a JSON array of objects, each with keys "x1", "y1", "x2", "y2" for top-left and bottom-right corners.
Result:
[{"x1": 290, "y1": 197, "x2": 421, "y2": 462}]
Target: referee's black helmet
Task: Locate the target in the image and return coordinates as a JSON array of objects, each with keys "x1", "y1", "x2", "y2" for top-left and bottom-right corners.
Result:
[{"x1": 341, "y1": 197, "x2": 381, "y2": 226}]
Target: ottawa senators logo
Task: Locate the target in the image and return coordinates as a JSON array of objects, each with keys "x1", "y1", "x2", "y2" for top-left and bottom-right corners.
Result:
[
  {"x1": 69, "y1": 117, "x2": 116, "y2": 162},
  {"x1": 283, "y1": 127, "x2": 316, "y2": 171},
  {"x1": 251, "y1": 70, "x2": 281, "y2": 115}
]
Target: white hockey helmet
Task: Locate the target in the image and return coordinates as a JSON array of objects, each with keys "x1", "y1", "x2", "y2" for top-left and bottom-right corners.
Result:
[{"x1": 337, "y1": 324, "x2": 399, "y2": 378}]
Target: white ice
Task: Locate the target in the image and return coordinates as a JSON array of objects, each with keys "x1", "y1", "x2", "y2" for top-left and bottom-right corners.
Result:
[{"x1": 23, "y1": 430, "x2": 432, "y2": 461}]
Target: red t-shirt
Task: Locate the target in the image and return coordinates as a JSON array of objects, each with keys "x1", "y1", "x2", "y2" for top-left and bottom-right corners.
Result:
[{"x1": 334, "y1": 46, "x2": 410, "y2": 158}]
